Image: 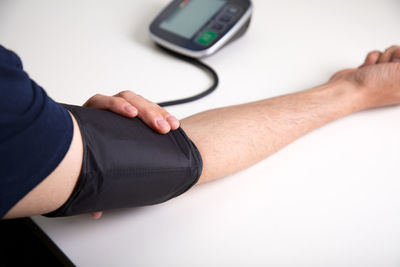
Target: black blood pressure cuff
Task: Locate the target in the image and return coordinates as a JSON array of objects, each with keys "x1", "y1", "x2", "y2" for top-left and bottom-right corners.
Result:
[{"x1": 44, "y1": 104, "x2": 202, "y2": 217}]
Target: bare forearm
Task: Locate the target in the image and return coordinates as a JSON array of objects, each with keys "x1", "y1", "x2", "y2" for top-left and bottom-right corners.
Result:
[{"x1": 181, "y1": 80, "x2": 363, "y2": 184}]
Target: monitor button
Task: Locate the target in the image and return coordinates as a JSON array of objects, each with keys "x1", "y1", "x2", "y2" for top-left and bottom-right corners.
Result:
[
  {"x1": 211, "y1": 23, "x2": 224, "y2": 32},
  {"x1": 218, "y1": 14, "x2": 232, "y2": 23},
  {"x1": 196, "y1": 30, "x2": 218, "y2": 46},
  {"x1": 226, "y1": 5, "x2": 241, "y2": 15}
]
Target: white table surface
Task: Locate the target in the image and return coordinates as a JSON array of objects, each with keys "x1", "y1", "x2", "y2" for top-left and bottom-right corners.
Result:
[{"x1": 1, "y1": 0, "x2": 400, "y2": 266}]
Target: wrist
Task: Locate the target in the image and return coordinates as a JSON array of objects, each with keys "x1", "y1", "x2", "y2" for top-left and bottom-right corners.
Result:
[{"x1": 320, "y1": 79, "x2": 366, "y2": 114}]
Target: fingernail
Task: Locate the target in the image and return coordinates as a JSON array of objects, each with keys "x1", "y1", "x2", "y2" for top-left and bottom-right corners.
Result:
[
  {"x1": 166, "y1": 115, "x2": 180, "y2": 128},
  {"x1": 392, "y1": 58, "x2": 400, "y2": 63},
  {"x1": 156, "y1": 118, "x2": 169, "y2": 129},
  {"x1": 123, "y1": 104, "x2": 137, "y2": 115}
]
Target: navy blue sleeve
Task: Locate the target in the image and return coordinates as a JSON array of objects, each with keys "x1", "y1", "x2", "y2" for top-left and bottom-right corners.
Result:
[{"x1": 0, "y1": 45, "x2": 73, "y2": 218}]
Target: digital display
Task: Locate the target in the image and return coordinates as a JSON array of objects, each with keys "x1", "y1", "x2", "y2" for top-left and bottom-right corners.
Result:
[{"x1": 160, "y1": 0, "x2": 226, "y2": 39}]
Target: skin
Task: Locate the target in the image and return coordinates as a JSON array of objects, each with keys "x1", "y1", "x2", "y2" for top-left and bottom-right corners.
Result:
[
  {"x1": 3, "y1": 45, "x2": 400, "y2": 219},
  {"x1": 183, "y1": 46, "x2": 400, "y2": 183},
  {"x1": 5, "y1": 92, "x2": 181, "y2": 219}
]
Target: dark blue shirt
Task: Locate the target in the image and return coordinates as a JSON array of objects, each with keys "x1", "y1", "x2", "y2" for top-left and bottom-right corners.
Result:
[{"x1": 0, "y1": 45, "x2": 73, "y2": 218}]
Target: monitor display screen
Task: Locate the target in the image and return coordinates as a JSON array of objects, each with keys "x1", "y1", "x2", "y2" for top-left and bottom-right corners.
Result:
[{"x1": 160, "y1": 0, "x2": 226, "y2": 39}]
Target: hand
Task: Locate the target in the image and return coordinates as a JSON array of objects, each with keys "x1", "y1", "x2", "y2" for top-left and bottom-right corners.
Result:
[
  {"x1": 329, "y1": 45, "x2": 400, "y2": 110},
  {"x1": 83, "y1": 90, "x2": 180, "y2": 134},
  {"x1": 83, "y1": 90, "x2": 180, "y2": 219}
]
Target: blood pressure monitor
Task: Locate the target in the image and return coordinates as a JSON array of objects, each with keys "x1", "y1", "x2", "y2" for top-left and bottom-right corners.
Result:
[
  {"x1": 149, "y1": 0, "x2": 252, "y2": 106},
  {"x1": 150, "y1": 0, "x2": 252, "y2": 58}
]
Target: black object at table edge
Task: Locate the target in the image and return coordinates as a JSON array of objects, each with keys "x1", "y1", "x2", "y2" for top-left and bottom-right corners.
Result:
[{"x1": 0, "y1": 218, "x2": 75, "y2": 267}]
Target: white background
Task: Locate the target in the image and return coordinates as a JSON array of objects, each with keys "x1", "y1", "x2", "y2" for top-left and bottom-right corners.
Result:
[{"x1": 1, "y1": 0, "x2": 400, "y2": 266}]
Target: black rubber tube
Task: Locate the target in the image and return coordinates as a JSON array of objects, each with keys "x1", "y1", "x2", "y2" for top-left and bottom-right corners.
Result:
[{"x1": 156, "y1": 46, "x2": 219, "y2": 107}]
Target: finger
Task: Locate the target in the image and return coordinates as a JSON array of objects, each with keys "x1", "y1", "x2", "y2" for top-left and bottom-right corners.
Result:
[
  {"x1": 390, "y1": 48, "x2": 400, "y2": 63},
  {"x1": 147, "y1": 110, "x2": 180, "y2": 133},
  {"x1": 116, "y1": 91, "x2": 179, "y2": 134},
  {"x1": 378, "y1": 45, "x2": 400, "y2": 64},
  {"x1": 83, "y1": 94, "x2": 138, "y2": 117},
  {"x1": 166, "y1": 115, "x2": 180, "y2": 130},
  {"x1": 91, "y1": 212, "x2": 103, "y2": 219},
  {"x1": 360, "y1": 50, "x2": 381, "y2": 67}
]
